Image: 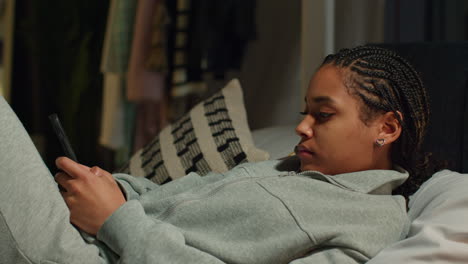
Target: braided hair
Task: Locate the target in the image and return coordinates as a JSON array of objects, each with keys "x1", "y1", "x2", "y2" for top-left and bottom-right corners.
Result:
[{"x1": 321, "y1": 45, "x2": 442, "y2": 199}]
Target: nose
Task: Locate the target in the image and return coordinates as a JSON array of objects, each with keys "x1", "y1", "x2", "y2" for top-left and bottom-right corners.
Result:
[{"x1": 295, "y1": 115, "x2": 313, "y2": 139}]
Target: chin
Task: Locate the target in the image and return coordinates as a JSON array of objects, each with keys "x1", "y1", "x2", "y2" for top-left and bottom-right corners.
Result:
[{"x1": 300, "y1": 163, "x2": 326, "y2": 174}]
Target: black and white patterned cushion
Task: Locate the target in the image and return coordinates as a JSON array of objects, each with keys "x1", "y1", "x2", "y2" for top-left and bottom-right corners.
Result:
[{"x1": 118, "y1": 79, "x2": 269, "y2": 184}]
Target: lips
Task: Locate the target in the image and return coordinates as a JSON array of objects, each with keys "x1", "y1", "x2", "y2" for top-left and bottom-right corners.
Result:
[{"x1": 295, "y1": 145, "x2": 314, "y2": 156}]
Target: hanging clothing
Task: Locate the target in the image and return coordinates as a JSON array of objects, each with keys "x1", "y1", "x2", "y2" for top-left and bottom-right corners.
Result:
[
  {"x1": 99, "y1": 73, "x2": 126, "y2": 150},
  {"x1": 99, "y1": 0, "x2": 138, "y2": 153},
  {"x1": 145, "y1": 1, "x2": 171, "y2": 73},
  {"x1": 127, "y1": 0, "x2": 169, "y2": 151},
  {"x1": 163, "y1": 0, "x2": 257, "y2": 118},
  {"x1": 127, "y1": 0, "x2": 166, "y2": 102},
  {"x1": 100, "y1": 0, "x2": 137, "y2": 73}
]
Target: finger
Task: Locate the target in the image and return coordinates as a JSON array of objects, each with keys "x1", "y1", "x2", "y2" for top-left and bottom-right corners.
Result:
[
  {"x1": 56, "y1": 157, "x2": 91, "y2": 179},
  {"x1": 55, "y1": 157, "x2": 91, "y2": 172},
  {"x1": 54, "y1": 171, "x2": 73, "y2": 191},
  {"x1": 89, "y1": 166, "x2": 102, "y2": 176},
  {"x1": 77, "y1": 163, "x2": 91, "y2": 171},
  {"x1": 59, "y1": 191, "x2": 75, "y2": 209},
  {"x1": 89, "y1": 166, "x2": 112, "y2": 179},
  {"x1": 54, "y1": 172, "x2": 81, "y2": 194},
  {"x1": 58, "y1": 185, "x2": 68, "y2": 193},
  {"x1": 54, "y1": 171, "x2": 71, "y2": 183},
  {"x1": 59, "y1": 187, "x2": 72, "y2": 197},
  {"x1": 92, "y1": 166, "x2": 115, "y2": 182}
]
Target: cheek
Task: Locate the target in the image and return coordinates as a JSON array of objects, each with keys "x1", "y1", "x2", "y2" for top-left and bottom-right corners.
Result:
[
  {"x1": 317, "y1": 120, "x2": 374, "y2": 155},
  {"x1": 342, "y1": 124, "x2": 376, "y2": 156},
  {"x1": 318, "y1": 118, "x2": 362, "y2": 139}
]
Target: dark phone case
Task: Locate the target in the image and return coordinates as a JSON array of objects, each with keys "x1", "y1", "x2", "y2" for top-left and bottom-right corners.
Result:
[{"x1": 48, "y1": 114, "x2": 78, "y2": 162}]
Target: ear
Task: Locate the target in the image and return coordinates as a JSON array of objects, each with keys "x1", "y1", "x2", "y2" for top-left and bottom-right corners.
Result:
[{"x1": 375, "y1": 111, "x2": 402, "y2": 145}]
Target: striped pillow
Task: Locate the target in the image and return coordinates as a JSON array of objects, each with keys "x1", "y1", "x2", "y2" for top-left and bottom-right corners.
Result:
[{"x1": 119, "y1": 79, "x2": 269, "y2": 184}]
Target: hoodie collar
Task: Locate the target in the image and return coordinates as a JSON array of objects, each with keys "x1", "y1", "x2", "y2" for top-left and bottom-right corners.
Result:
[{"x1": 297, "y1": 166, "x2": 409, "y2": 194}]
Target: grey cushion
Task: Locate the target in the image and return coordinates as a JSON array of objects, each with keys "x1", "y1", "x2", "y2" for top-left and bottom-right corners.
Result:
[{"x1": 252, "y1": 125, "x2": 298, "y2": 160}]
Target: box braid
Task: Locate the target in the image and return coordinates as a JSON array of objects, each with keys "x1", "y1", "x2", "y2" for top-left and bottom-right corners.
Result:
[{"x1": 322, "y1": 45, "x2": 441, "y2": 199}]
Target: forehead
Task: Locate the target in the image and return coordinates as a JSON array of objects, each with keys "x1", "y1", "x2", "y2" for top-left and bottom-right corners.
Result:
[{"x1": 306, "y1": 65, "x2": 354, "y2": 106}]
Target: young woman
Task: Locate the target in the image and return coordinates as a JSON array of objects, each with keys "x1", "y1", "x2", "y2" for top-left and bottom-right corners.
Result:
[{"x1": 0, "y1": 46, "x2": 437, "y2": 263}]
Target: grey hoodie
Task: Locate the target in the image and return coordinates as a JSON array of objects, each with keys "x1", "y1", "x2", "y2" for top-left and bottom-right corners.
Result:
[{"x1": 95, "y1": 157, "x2": 409, "y2": 263}]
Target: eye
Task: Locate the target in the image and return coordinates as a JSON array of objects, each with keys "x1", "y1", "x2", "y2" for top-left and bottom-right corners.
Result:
[
  {"x1": 315, "y1": 112, "x2": 334, "y2": 120},
  {"x1": 299, "y1": 111, "x2": 307, "y2": 115}
]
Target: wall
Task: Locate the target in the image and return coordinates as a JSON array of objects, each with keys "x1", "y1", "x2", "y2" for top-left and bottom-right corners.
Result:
[
  {"x1": 300, "y1": 0, "x2": 385, "y2": 111},
  {"x1": 335, "y1": 0, "x2": 385, "y2": 49},
  {"x1": 233, "y1": 0, "x2": 301, "y2": 130}
]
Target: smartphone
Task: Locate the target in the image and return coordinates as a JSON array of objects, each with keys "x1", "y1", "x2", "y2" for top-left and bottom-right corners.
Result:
[{"x1": 48, "y1": 113, "x2": 78, "y2": 162}]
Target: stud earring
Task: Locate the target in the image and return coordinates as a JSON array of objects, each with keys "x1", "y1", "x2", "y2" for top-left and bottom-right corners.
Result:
[{"x1": 375, "y1": 138, "x2": 385, "y2": 147}]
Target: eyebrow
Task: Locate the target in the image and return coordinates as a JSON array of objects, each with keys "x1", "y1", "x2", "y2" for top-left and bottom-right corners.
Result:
[{"x1": 304, "y1": 96, "x2": 335, "y2": 105}]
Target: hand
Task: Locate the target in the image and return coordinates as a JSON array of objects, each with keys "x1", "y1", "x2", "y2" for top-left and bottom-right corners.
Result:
[{"x1": 54, "y1": 157, "x2": 126, "y2": 235}]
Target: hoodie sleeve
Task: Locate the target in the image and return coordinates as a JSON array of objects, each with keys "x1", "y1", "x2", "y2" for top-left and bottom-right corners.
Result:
[
  {"x1": 113, "y1": 170, "x2": 228, "y2": 201},
  {"x1": 112, "y1": 160, "x2": 256, "y2": 201},
  {"x1": 96, "y1": 200, "x2": 228, "y2": 263}
]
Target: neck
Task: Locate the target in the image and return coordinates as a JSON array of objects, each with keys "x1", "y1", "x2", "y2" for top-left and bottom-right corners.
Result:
[{"x1": 371, "y1": 145, "x2": 394, "y2": 170}]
